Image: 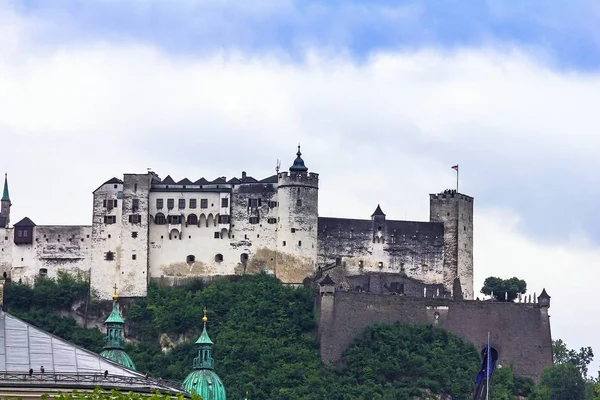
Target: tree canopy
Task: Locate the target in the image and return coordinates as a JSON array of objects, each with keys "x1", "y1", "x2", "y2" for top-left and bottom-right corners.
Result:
[{"x1": 481, "y1": 277, "x2": 527, "y2": 301}]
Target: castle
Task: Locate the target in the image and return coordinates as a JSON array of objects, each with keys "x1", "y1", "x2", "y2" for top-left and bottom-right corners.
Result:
[{"x1": 0, "y1": 146, "x2": 473, "y2": 300}]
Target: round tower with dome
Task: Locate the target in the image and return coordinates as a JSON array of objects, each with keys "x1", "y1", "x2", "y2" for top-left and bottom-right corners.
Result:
[
  {"x1": 182, "y1": 308, "x2": 226, "y2": 400},
  {"x1": 99, "y1": 285, "x2": 136, "y2": 370},
  {"x1": 275, "y1": 146, "x2": 319, "y2": 283}
]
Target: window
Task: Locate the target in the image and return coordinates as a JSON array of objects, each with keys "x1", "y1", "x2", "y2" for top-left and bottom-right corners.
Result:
[
  {"x1": 17, "y1": 230, "x2": 22, "y2": 237},
  {"x1": 378, "y1": 262, "x2": 384, "y2": 268},
  {"x1": 104, "y1": 216, "x2": 117, "y2": 224},
  {"x1": 167, "y1": 199, "x2": 174, "y2": 209},
  {"x1": 132, "y1": 254, "x2": 137, "y2": 260},
  {"x1": 179, "y1": 199, "x2": 186, "y2": 209},
  {"x1": 128, "y1": 214, "x2": 141, "y2": 224},
  {"x1": 187, "y1": 214, "x2": 198, "y2": 225},
  {"x1": 241, "y1": 253, "x2": 249, "y2": 264},
  {"x1": 282, "y1": 241, "x2": 286, "y2": 246},
  {"x1": 296, "y1": 199, "x2": 302, "y2": 206},
  {"x1": 168, "y1": 215, "x2": 182, "y2": 224},
  {"x1": 268, "y1": 201, "x2": 277, "y2": 208},
  {"x1": 23, "y1": 230, "x2": 28, "y2": 237},
  {"x1": 267, "y1": 218, "x2": 276, "y2": 224},
  {"x1": 248, "y1": 198, "x2": 260, "y2": 208},
  {"x1": 298, "y1": 241, "x2": 302, "y2": 246},
  {"x1": 154, "y1": 213, "x2": 166, "y2": 225},
  {"x1": 359, "y1": 260, "x2": 364, "y2": 268},
  {"x1": 156, "y1": 199, "x2": 164, "y2": 209},
  {"x1": 132, "y1": 231, "x2": 138, "y2": 238},
  {"x1": 249, "y1": 216, "x2": 259, "y2": 224},
  {"x1": 105, "y1": 251, "x2": 115, "y2": 261},
  {"x1": 190, "y1": 199, "x2": 197, "y2": 208},
  {"x1": 214, "y1": 232, "x2": 220, "y2": 239},
  {"x1": 291, "y1": 228, "x2": 296, "y2": 233},
  {"x1": 132, "y1": 199, "x2": 139, "y2": 211},
  {"x1": 221, "y1": 198, "x2": 229, "y2": 208},
  {"x1": 218, "y1": 215, "x2": 230, "y2": 224},
  {"x1": 39, "y1": 268, "x2": 48, "y2": 277},
  {"x1": 215, "y1": 254, "x2": 223, "y2": 262},
  {"x1": 187, "y1": 255, "x2": 195, "y2": 264},
  {"x1": 201, "y1": 199, "x2": 208, "y2": 209}
]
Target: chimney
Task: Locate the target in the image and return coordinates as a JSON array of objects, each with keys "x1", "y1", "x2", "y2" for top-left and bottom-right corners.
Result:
[{"x1": 242, "y1": 171, "x2": 247, "y2": 180}]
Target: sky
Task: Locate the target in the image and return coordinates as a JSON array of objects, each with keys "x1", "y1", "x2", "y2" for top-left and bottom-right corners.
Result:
[{"x1": 2, "y1": 0, "x2": 600, "y2": 374}]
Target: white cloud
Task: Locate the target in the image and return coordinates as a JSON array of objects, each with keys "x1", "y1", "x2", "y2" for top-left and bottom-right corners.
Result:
[{"x1": 2, "y1": 4, "x2": 600, "y2": 371}]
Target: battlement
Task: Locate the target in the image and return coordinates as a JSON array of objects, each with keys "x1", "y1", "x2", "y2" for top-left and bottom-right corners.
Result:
[
  {"x1": 277, "y1": 171, "x2": 320, "y2": 188},
  {"x1": 430, "y1": 190, "x2": 473, "y2": 202}
]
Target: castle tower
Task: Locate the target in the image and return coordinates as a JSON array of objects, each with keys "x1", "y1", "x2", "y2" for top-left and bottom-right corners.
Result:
[
  {"x1": 1, "y1": 174, "x2": 11, "y2": 228},
  {"x1": 276, "y1": 146, "x2": 319, "y2": 283},
  {"x1": 430, "y1": 190, "x2": 474, "y2": 299},
  {"x1": 100, "y1": 286, "x2": 137, "y2": 370},
  {"x1": 182, "y1": 309, "x2": 227, "y2": 400}
]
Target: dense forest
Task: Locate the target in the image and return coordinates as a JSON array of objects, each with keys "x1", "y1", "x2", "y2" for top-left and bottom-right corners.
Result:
[{"x1": 3, "y1": 273, "x2": 587, "y2": 400}]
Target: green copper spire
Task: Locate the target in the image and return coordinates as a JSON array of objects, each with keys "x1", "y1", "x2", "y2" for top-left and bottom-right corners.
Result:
[
  {"x1": 2, "y1": 174, "x2": 10, "y2": 202},
  {"x1": 100, "y1": 285, "x2": 136, "y2": 370},
  {"x1": 289, "y1": 145, "x2": 308, "y2": 172},
  {"x1": 182, "y1": 308, "x2": 226, "y2": 400}
]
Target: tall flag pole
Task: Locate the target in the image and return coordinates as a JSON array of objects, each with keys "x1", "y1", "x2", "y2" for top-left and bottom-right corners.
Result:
[
  {"x1": 486, "y1": 332, "x2": 491, "y2": 400},
  {"x1": 452, "y1": 165, "x2": 459, "y2": 192}
]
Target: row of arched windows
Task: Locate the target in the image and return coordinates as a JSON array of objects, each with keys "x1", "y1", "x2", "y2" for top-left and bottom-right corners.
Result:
[
  {"x1": 184, "y1": 253, "x2": 249, "y2": 264},
  {"x1": 153, "y1": 213, "x2": 227, "y2": 227}
]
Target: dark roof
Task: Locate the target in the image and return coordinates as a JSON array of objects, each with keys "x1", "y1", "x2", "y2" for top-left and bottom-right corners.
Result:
[
  {"x1": 177, "y1": 178, "x2": 193, "y2": 185},
  {"x1": 161, "y1": 175, "x2": 176, "y2": 185},
  {"x1": 318, "y1": 217, "x2": 443, "y2": 237},
  {"x1": 371, "y1": 204, "x2": 386, "y2": 217},
  {"x1": 194, "y1": 178, "x2": 209, "y2": 185},
  {"x1": 227, "y1": 178, "x2": 241, "y2": 184},
  {"x1": 103, "y1": 177, "x2": 123, "y2": 185},
  {"x1": 289, "y1": 145, "x2": 308, "y2": 172},
  {"x1": 260, "y1": 175, "x2": 278, "y2": 183},
  {"x1": 241, "y1": 176, "x2": 258, "y2": 183},
  {"x1": 211, "y1": 177, "x2": 226, "y2": 184},
  {"x1": 538, "y1": 288, "x2": 551, "y2": 299},
  {"x1": 14, "y1": 217, "x2": 36, "y2": 227},
  {"x1": 320, "y1": 274, "x2": 335, "y2": 285}
]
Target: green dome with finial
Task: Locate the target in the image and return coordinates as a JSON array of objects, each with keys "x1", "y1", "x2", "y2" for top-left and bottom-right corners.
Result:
[
  {"x1": 289, "y1": 145, "x2": 308, "y2": 172},
  {"x1": 182, "y1": 308, "x2": 226, "y2": 400},
  {"x1": 100, "y1": 285, "x2": 136, "y2": 370}
]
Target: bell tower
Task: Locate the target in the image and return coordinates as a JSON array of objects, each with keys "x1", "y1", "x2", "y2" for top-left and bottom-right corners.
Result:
[{"x1": 1, "y1": 174, "x2": 11, "y2": 228}]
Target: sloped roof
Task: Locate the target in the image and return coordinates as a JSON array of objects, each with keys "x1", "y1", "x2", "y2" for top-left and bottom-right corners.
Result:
[
  {"x1": 14, "y1": 217, "x2": 36, "y2": 227},
  {"x1": 177, "y1": 178, "x2": 193, "y2": 185},
  {"x1": 371, "y1": 204, "x2": 386, "y2": 217},
  {"x1": 161, "y1": 175, "x2": 176, "y2": 185},
  {"x1": 227, "y1": 178, "x2": 241, "y2": 184},
  {"x1": 211, "y1": 177, "x2": 226, "y2": 184},
  {"x1": 194, "y1": 178, "x2": 209, "y2": 185},
  {"x1": 320, "y1": 274, "x2": 335, "y2": 285},
  {"x1": 260, "y1": 175, "x2": 278, "y2": 183},
  {"x1": 0, "y1": 311, "x2": 183, "y2": 393},
  {"x1": 240, "y1": 176, "x2": 258, "y2": 183}
]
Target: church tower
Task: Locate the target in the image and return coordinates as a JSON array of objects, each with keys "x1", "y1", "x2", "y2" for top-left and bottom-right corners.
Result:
[
  {"x1": 182, "y1": 309, "x2": 227, "y2": 400},
  {"x1": 100, "y1": 287, "x2": 137, "y2": 370},
  {"x1": 276, "y1": 146, "x2": 319, "y2": 283},
  {"x1": 1, "y1": 174, "x2": 11, "y2": 228}
]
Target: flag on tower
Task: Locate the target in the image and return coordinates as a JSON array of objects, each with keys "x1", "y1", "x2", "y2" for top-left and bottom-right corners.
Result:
[{"x1": 451, "y1": 165, "x2": 459, "y2": 171}]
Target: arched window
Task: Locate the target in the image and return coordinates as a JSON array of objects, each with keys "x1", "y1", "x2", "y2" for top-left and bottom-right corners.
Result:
[
  {"x1": 207, "y1": 214, "x2": 214, "y2": 227},
  {"x1": 187, "y1": 255, "x2": 195, "y2": 264},
  {"x1": 240, "y1": 253, "x2": 249, "y2": 265},
  {"x1": 187, "y1": 214, "x2": 198, "y2": 225},
  {"x1": 215, "y1": 254, "x2": 223, "y2": 262},
  {"x1": 199, "y1": 214, "x2": 207, "y2": 227},
  {"x1": 155, "y1": 213, "x2": 166, "y2": 225},
  {"x1": 39, "y1": 268, "x2": 48, "y2": 277}
]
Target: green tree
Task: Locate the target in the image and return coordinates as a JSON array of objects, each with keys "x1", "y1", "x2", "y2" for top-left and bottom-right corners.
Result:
[
  {"x1": 553, "y1": 339, "x2": 594, "y2": 379},
  {"x1": 41, "y1": 387, "x2": 202, "y2": 400},
  {"x1": 533, "y1": 363, "x2": 586, "y2": 400},
  {"x1": 481, "y1": 277, "x2": 527, "y2": 301}
]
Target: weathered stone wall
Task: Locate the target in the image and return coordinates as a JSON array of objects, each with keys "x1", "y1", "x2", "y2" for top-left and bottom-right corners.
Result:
[
  {"x1": 2, "y1": 225, "x2": 91, "y2": 285},
  {"x1": 318, "y1": 217, "x2": 445, "y2": 286},
  {"x1": 319, "y1": 292, "x2": 553, "y2": 381},
  {"x1": 0, "y1": 228, "x2": 13, "y2": 277},
  {"x1": 430, "y1": 192, "x2": 474, "y2": 299},
  {"x1": 276, "y1": 171, "x2": 319, "y2": 283}
]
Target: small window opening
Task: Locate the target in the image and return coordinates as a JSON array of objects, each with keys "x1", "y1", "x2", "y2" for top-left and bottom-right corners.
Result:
[
  {"x1": 39, "y1": 268, "x2": 48, "y2": 277},
  {"x1": 105, "y1": 251, "x2": 115, "y2": 261},
  {"x1": 132, "y1": 231, "x2": 138, "y2": 238},
  {"x1": 298, "y1": 241, "x2": 302, "y2": 246},
  {"x1": 187, "y1": 255, "x2": 195, "y2": 264},
  {"x1": 132, "y1": 254, "x2": 137, "y2": 260},
  {"x1": 215, "y1": 253, "x2": 223, "y2": 262}
]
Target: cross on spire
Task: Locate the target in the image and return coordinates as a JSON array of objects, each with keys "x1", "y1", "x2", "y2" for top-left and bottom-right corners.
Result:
[{"x1": 112, "y1": 284, "x2": 118, "y2": 300}]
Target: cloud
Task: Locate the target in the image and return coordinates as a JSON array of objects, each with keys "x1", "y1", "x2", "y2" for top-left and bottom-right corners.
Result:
[{"x1": 2, "y1": 0, "x2": 600, "y2": 370}]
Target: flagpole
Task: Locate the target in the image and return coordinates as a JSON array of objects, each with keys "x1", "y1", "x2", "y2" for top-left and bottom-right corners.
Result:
[
  {"x1": 486, "y1": 332, "x2": 490, "y2": 400},
  {"x1": 456, "y1": 166, "x2": 459, "y2": 193}
]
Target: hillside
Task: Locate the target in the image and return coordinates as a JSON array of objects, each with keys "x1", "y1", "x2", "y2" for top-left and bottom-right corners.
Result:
[{"x1": 3, "y1": 273, "x2": 529, "y2": 399}]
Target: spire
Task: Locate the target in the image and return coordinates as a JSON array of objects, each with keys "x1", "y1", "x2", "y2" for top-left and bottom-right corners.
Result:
[
  {"x1": 193, "y1": 308, "x2": 215, "y2": 369},
  {"x1": 100, "y1": 284, "x2": 136, "y2": 370},
  {"x1": 289, "y1": 144, "x2": 308, "y2": 172},
  {"x1": 2, "y1": 174, "x2": 10, "y2": 203},
  {"x1": 371, "y1": 204, "x2": 386, "y2": 218}
]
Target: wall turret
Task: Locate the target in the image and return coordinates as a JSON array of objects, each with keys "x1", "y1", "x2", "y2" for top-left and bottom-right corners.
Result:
[
  {"x1": 100, "y1": 287, "x2": 137, "y2": 370},
  {"x1": 1, "y1": 174, "x2": 11, "y2": 228},
  {"x1": 430, "y1": 190, "x2": 474, "y2": 299},
  {"x1": 276, "y1": 146, "x2": 319, "y2": 283}
]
